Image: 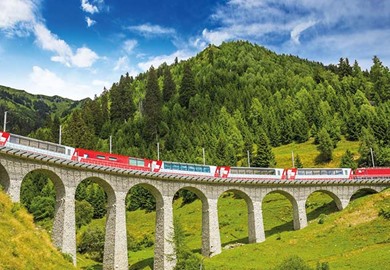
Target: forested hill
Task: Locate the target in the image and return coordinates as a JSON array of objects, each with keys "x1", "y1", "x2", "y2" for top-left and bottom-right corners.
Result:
[
  {"x1": 25, "y1": 41, "x2": 390, "y2": 167},
  {"x1": 0, "y1": 85, "x2": 83, "y2": 136}
]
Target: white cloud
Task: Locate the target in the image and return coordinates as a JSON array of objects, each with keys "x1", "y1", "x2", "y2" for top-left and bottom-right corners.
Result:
[
  {"x1": 123, "y1": 39, "x2": 138, "y2": 54},
  {"x1": 29, "y1": 66, "x2": 66, "y2": 92},
  {"x1": 138, "y1": 50, "x2": 193, "y2": 71},
  {"x1": 127, "y1": 23, "x2": 176, "y2": 37},
  {"x1": 114, "y1": 56, "x2": 130, "y2": 71},
  {"x1": 0, "y1": 0, "x2": 38, "y2": 36},
  {"x1": 86, "y1": 16, "x2": 96, "y2": 27},
  {"x1": 201, "y1": 29, "x2": 233, "y2": 46},
  {"x1": 290, "y1": 20, "x2": 317, "y2": 44},
  {"x1": 28, "y1": 66, "x2": 101, "y2": 100},
  {"x1": 81, "y1": 0, "x2": 98, "y2": 14},
  {"x1": 71, "y1": 47, "x2": 99, "y2": 68},
  {"x1": 34, "y1": 23, "x2": 99, "y2": 68}
]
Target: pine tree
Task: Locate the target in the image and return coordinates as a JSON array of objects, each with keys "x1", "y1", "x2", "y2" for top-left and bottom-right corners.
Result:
[
  {"x1": 252, "y1": 129, "x2": 275, "y2": 167},
  {"x1": 143, "y1": 66, "x2": 162, "y2": 142},
  {"x1": 179, "y1": 63, "x2": 196, "y2": 108},
  {"x1": 316, "y1": 128, "x2": 334, "y2": 162},
  {"x1": 162, "y1": 66, "x2": 176, "y2": 102},
  {"x1": 295, "y1": 154, "x2": 303, "y2": 168},
  {"x1": 340, "y1": 149, "x2": 357, "y2": 169}
]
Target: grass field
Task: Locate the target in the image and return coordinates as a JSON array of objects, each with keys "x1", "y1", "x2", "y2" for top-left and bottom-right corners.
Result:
[{"x1": 273, "y1": 137, "x2": 361, "y2": 168}]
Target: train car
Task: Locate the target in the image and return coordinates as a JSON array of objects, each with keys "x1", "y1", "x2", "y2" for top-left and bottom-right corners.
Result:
[
  {"x1": 354, "y1": 167, "x2": 390, "y2": 178},
  {"x1": 283, "y1": 168, "x2": 352, "y2": 180},
  {"x1": 224, "y1": 167, "x2": 284, "y2": 180},
  {"x1": 154, "y1": 160, "x2": 217, "y2": 177},
  {"x1": 72, "y1": 148, "x2": 152, "y2": 171},
  {"x1": 1, "y1": 131, "x2": 74, "y2": 160}
]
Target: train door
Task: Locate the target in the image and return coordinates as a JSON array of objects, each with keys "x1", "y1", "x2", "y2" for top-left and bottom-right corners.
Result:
[
  {"x1": 215, "y1": 166, "x2": 230, "y2": 178},
  {"x1": 282, "y1": 168, "x2": 297, "y2": 180},
  {"x1": 151, "y1": 160, "x2": 163, "y2": 172}
]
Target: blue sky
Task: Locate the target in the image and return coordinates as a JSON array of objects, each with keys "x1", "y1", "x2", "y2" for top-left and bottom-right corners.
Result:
[{"x1": 1, "y1": 0, "x2": 389, "y2": 100}]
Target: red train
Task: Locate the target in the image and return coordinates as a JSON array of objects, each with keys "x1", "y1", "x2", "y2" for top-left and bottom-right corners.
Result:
[{"x1": 1, "y1": 131, "x2": 390, "y2": 180}]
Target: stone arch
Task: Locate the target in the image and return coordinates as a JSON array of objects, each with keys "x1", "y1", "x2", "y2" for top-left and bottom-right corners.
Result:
[
  {"x1": 76, "y1": 176, "x2": 121, "y2": 269},
  {"x1": 127, "y1": 182, "x2": 174, "y2": 270},
  {"x1": 19, "y1": 168, "x2": 76, "y2": 262},
  {"x1": 171, "y1": 185, "x2": 206, "y2": 252},
  {"x1": 0, "y1": 162, "x2": 10, "y2": 191},
  {"x1": 217, "y1": 188, "x2": 252, "y2": 247},
  {"x1": 305, "y1": 189, "x2": 342, "y2": 222},
  {"x1": 21, "y1": 168, "x2": 66, "y2": 201},
  {"x1": 262, "y1": 189, "x2": 306, "y2": 232},
  {"x1": 350, "y1": 187, "x2": 381, "y2": 202}
]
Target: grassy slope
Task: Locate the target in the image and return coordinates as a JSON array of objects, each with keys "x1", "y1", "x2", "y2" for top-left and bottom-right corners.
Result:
[
  {"x1": 205, "y1": 189, "x2": 390, "y2": 270},
  {"x1": 0, "y1": 190, "x2": 77, "y2": 270},
  {"x1": 273, "y1": 137, "x2": 361, "y2": 168}
]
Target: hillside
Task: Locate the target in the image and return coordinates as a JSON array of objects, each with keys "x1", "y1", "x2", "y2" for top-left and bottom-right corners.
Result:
[
  {"x1": 0, "y1": 85, "x2": 83, "y2": 138},
  {"x1": 0, "y1": 189, "x2": 77, "y2": 270},
  {"x1": 49, "y1": 41, "x2": 389, "y2": 168}
]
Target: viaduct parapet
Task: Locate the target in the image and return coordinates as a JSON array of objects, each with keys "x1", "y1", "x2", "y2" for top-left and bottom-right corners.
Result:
[{"x1": 1, "y1": 146, "x2": 389, "y2": 270}]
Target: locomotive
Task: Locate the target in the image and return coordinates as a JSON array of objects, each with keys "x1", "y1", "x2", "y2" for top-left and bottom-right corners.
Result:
[{"x1": 1, "y1": 131, "x2": 389, "y2": 180}]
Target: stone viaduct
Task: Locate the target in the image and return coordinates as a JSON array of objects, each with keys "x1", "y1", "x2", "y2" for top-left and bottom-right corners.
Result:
[{"x1": 0, "y1": 146, "x2": 389, "y2": 270}]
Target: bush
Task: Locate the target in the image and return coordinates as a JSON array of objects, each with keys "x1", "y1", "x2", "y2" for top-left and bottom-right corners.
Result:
[
  {"x1": 273, "y1": 255, "x2": 313, "y2": 270},
  {"x1": 78, "y1": 227, "x2": 105, "y2": 262},
  {"x1": 75, "y1": 200, "x2": 94, "y2": 228},
  {"x1": 318, "y1": 214, "x2": 327, "y2": 224},
  {"x1": 29, "y1": 196, "x2": 55, "y2": 221},
  {"x1": 379, "y1": 207, "x2": 390, "y2": 219}
]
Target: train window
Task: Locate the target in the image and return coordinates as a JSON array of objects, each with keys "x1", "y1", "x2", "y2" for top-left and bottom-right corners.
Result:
[
  {"x1": 312, "y1": 170, "x2": 321, "y2": 175},
  {"x1": 335, "y1": 170, "x2": 343, "y2": 175},
  {"x1": 48, "y1": 145, "x2": 57, "y2": 152},
  {"x1": 305, "y1": 170, "x2": 312, "y2": 175},
  {"x1": 297, "y1": 170, "x2": 305, "y2": 175},
  {"x1": 195, "y1": 166, "x2": 203, "y2": 172},
  {"x1": 172, "y1": 163, "x2": 180, "y2": 170},
  {"x1": 137, "y1": 159, "x2": 144, "y2": 166},
  {"x1": 9, "y1": 136, "x2": 19, "y2": 144},
  {"x1": 20, "y1": 138, "x2": 30, "y2": 146},
  {"x1": 203, "y1": 166, "x2": 211, "y2": 173},
  {"x1": 188, "y1": 165, "x2": 195, "y2": 171},
  {"x1": 180, "y1": 164, "x2": 188, "y2": 171},
  {"x1": 38, "y1": 142, "x2": 48, "y2": 150},
  {"x1": 29, "y1": 140, "x2": 38, "y2": 148},
  {"x1": 57, "y1": 146, "x2": 65, "y2": 154},
  {"x1": 109, "y1": 157, "x2": 117, "y2": 162},
  {"x1": 321, "y1": 170, "x2": 329, "y2": 175},
  {"x1": 97, "y1": 155, "x2": 105, "y2": 159},
  {"x1": 230, "y1": 168, "x2": 238, "y2": 174},
  {"x1": 129, "y1": 158, "x2": 137, "y2": 166},
  {"x1": 164, "y1": 162, "x2": 172, "y2": 169}
]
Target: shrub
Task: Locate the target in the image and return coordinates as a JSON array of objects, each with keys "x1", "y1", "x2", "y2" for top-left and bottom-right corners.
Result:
[
  {"x1": 318, "y1": 214, "x2": 327, "y2": 224},
  {"x1": 78, "y1": 227, "x2": 105, "y2": 262},
  {"x1": 379, "y1": 207, "x2": 390, "y2": 219},
  {"x1": 273, "y1": 255, "x2": 313, "y2": 270}
]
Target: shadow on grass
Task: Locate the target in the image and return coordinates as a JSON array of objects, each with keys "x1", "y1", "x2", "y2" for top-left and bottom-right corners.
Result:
[
  {"x1": 265, "y1": 220, "x2": 294, "y2": 238},
  {"x1": 307, "y1": 201, "x2": 338, "y2": 222},
  {"x1": 81, "y1": 264, "x2": 102, "y2": 270},
  {"x1": 129, "y1": 257, "x2": 154, "y2": 270}
]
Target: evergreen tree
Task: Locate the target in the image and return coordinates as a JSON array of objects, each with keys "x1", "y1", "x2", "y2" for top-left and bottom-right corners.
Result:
[
  {"x1": 295, "y1": 154, "x2": 303, "y2": 168},
  {"x1": 162, "y1": 66, "x2": 176, "y2": 102},
  {"x1": 252, "y1": 129, "x2": 275, "y2": 167},
  {"x1": 179, "y1": 63, "x2": 196, "y2": 108},
  {"x1": 143, "y1": 66, "x2": 162, "y2": 142},
  {"x1": 316, "y1": 128, "x2": 333, "y2": 162},
  {"x1": 340, "y1": 149, "x2": 357, "y2": 169},
  {"x1": 358, "y1": 127, "x2": 379, "y2": 167}
]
